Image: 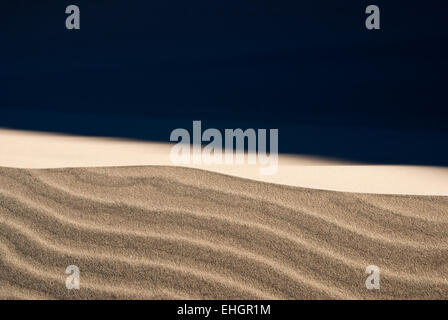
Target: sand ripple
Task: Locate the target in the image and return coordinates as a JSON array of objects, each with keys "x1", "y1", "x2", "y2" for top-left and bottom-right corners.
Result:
[{"x1": 0, "y1": 166, "x2": 447, "y2": 299}]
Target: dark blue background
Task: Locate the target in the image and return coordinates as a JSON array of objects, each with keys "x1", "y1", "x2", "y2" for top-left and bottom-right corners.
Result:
[{"x1": 1, "y1": 1, "x2": 447, "y2": 164}]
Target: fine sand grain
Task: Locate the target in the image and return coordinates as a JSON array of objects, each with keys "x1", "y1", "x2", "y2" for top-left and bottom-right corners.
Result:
[{"x1": 0, "y1": 166, "x2": 447, "y2": 299}]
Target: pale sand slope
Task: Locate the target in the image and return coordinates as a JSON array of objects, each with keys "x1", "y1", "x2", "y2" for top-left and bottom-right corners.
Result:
[
  {"x1": 2, "y1": 128, "x2": 448, "y2": 195},
  {"x1": 0, "y1": 166, "x2": 447, "y2": 299}
]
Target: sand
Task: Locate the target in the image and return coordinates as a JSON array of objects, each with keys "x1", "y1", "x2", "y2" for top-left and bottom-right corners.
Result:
[
  {"x1": 0, "y1": 165, "x2": 447, "y2": 300},
  {"x1": 2, "y1": 128, "x2": 448, "y2": 195}
]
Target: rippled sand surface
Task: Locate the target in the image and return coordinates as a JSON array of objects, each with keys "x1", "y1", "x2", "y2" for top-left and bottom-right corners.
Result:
[{"x1": 0, "y1": 166, "x2": 447, "y2": 299}]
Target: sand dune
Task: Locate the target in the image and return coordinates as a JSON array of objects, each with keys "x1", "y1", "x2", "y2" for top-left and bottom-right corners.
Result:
[
  {"x1": 2, "y1": 128, "x2": 448, "y2": 195},
  {"x1": 0, "y1": 166, "x2": 447, "y2": 299}
]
